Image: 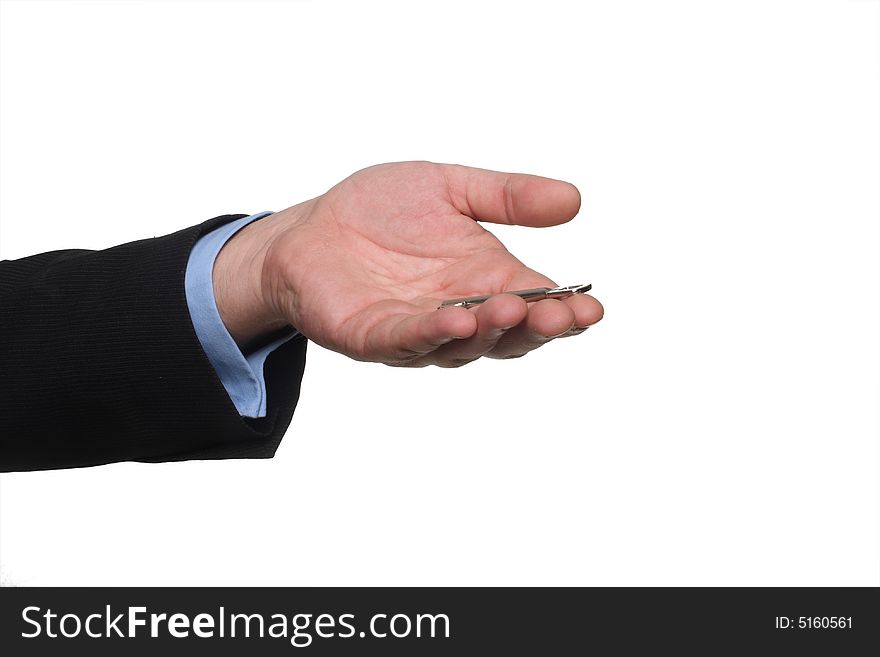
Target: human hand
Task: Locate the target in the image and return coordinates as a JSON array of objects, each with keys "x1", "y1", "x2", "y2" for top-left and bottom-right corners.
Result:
[{"x1": 213, "y1": 161, "x2": 603, "y2": 367}]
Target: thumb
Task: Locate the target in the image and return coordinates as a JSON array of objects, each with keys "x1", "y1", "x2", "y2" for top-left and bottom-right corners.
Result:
[{"x1": 440, "y1": 163, "x2": 581, "y2": 227}]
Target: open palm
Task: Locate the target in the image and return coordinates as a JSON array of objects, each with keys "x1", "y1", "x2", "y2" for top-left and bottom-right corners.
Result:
[{"x1": 262, "y1": 162, "x2": 603, "y2": 367}]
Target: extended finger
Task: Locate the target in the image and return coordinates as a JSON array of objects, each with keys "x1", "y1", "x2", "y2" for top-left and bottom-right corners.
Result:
[
  {"x1": 424, "y1": 293, "x2": 529, "y2": 367},
  {"x1": 359, "y1": 300, "x2": 477, "y2": 363},
  {"x1": 555, "y1": 293, "x2": 604, "y2": 337},
  {"x1": 486, "y1": 298, "x2": 576, "y2": 359}
]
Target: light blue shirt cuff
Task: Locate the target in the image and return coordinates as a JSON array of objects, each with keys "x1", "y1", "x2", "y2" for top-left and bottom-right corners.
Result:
[{"x1": 185, "y1": 211, "x2": 300, "y2": 418}]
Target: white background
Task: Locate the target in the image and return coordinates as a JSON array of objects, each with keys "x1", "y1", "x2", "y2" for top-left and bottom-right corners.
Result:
[{"x1": 1, "y1": 0, "x2": 878, "y2": 586}]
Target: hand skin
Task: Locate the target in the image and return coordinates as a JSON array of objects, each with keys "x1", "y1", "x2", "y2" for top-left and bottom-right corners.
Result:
[{"x1": 213, "y1": 161, "x2": 604, "y2": 367}]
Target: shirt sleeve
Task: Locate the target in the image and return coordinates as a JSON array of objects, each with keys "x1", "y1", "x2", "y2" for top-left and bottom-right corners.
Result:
[{"x1": 184, "y1": 211, "x2": 300, "y2": 418}]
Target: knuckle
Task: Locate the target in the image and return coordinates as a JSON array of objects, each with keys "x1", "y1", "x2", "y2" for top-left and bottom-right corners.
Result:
[
  {"x1": 385, "y1": 358, "x2": 428, "y2": 368},
  {"x1": 440, "y1": 357, "x2": 477, "y2": 368}
]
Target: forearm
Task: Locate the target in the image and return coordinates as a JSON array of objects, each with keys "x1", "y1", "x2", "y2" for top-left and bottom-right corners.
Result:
[{"x1": 0, "y1": 215, "x2": 307, "y2": 472}]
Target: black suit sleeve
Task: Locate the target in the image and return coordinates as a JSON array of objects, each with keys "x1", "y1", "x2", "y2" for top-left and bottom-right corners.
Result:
[{"x1": 0, "y1": 214, "x2": 307, "y2": 472}]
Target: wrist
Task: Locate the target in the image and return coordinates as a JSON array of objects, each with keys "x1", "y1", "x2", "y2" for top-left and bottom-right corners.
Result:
[{"x1": 212, "y1": 212, "x2": 291, "y2": 348}]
